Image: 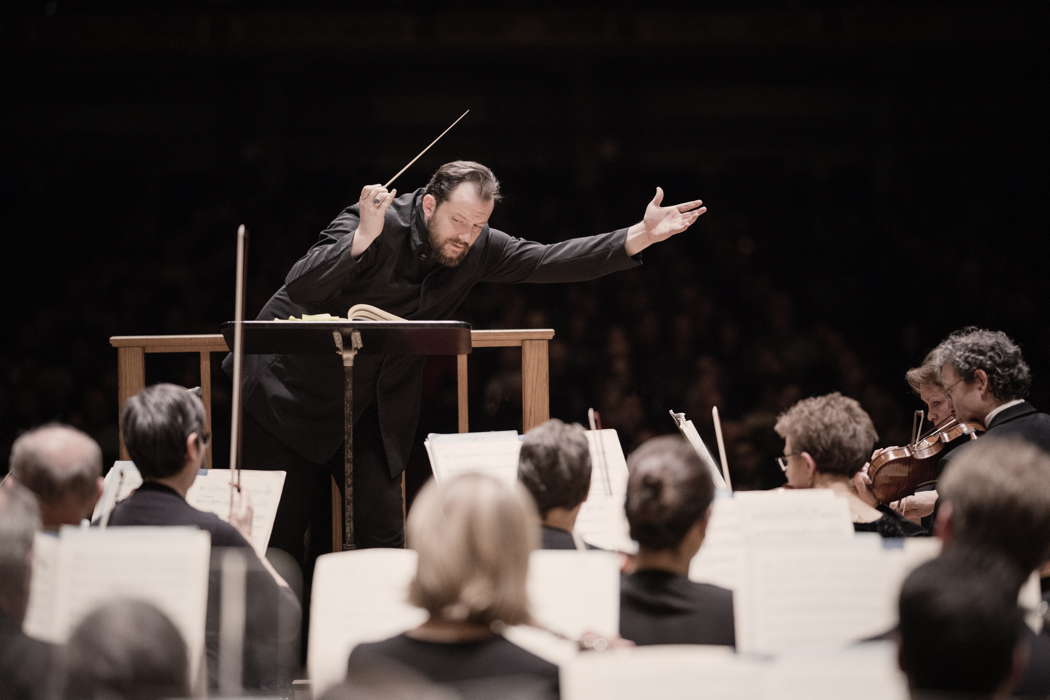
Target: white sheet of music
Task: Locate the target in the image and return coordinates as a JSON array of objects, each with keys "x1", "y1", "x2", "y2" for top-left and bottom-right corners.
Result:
[
  {"x1": 688, "y1": 496, "x2": 746, "y2": 590},
  {"x1": 22, "y1": 532, "x2": 60, "y2": 641},
  {"x1": 49, "y1": 527, "x2": 211, "y2": 682},
  {"x1": 426, "y1": 428, "x2": 633, "y2": 551},
  {"x1": 561, "y1": 645, "x2": 766, "y2": 700},
  {"x1": 689, "y1": 490, "x2": 853, "y2": 592},
  {"x1": 307, "y1": 548, "x2": 425, "y2": 698},
  {"x1": 675, "y1": 417, "x2": 728, "y2": 490},
  {"x1": 735, "y1": 537, "x2": 895, "y2": 654},
  {"x1": 424, "y1": 430, "x2": 522, "y2": 483},
  {"x1": 91, "y1": 461, "x2": 285, "y2": 555},
  {"x1": 764, "y1": 641, "x2": 908, "y2": 699},
  {"x1": 575, "y1": 429, "x2": 631, "y2": 552},
  {"x1": 505, "y1": 550, "x2": 622, "y2": 665},
  {"x1": 186, "y1": 469, "x2": 286, "y2": 556}
]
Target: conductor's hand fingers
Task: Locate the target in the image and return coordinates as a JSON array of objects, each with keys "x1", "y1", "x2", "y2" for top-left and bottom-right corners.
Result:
[{"x1": 675, "y1": 199, "x2": 704, "y2": 213}]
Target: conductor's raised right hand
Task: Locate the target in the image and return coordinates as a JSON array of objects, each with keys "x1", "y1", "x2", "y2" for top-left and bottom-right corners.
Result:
[{"x1": 357, "y1": 184, "x2": 397, "y2": 239}]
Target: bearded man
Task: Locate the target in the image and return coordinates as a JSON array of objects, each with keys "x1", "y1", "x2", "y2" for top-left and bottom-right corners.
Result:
[{"x1": 230, "y1": 160, "x2": 706, "y2": 562}]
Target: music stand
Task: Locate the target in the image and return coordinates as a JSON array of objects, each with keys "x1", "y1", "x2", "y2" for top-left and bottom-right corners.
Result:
[{"x1": 221, "y1": 320, "x2": 472, "y2": 550}]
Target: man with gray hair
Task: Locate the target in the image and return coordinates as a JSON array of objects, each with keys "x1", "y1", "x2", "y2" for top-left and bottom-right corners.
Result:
[
  {"x1": 0, "y1": 481, "x2": 58, "y2": 700},
  {"x1": 517, "y1": 418, "x2": 593, "y2": 550},
  {"x1": 936, "y1": 326, "x2": 1050, "y2": 457},
  {"x1": 934, "y1": 435, "x2": 1050, "y2": 696},
  {"x1": 230, "y1": 159, "x2": 707, "y2": 563},
  {"x1": 8, "y1": 423, "x2": 103, "y2": 529}
]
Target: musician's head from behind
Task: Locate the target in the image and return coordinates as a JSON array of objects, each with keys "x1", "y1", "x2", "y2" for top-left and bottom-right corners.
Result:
[
  {"x1": 906, "y1": 350, "x2": 954, "y2": 427},
  {"x1": 8, "y1": 423, "x2": 103, "y2": 529},
  {"x1": 897, "y1": 547, "x2": 1027, "y2": 699},
  {"x1": 936, "y1": 327, "x2": 1031, "y2": 424},
  {"x1": 121, "y1": 384, "x2": 209, "y2": 488},
  {"x1": 0, "y1": 481, "x2": 41, "y2": 624},
  {"x1": 421, "y1": 160, "x2": 501, "y2": 267},
  {"x1": 518, "y1": 419, "x2": 592, "y2": 532},
  {"x1": 936, "y1": 436, "x2": 1050, "y2": 585},
  {"x1": 625, "y1": 435, "x2": 715, "y2": 564},
  {"x1": 64, "y1": 598, "x2": 189, "y2": 700},
  {"x1": 408, "y1": 473, "x2": 538, "y2": 627},
  {"x1": 774, "y1": 392, "x2": 878, "y2": 489}
]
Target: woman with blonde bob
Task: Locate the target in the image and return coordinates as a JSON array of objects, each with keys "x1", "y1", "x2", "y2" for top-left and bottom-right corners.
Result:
[{"x1": 346, "y1": 473, "x2": 560, "y2": 700}]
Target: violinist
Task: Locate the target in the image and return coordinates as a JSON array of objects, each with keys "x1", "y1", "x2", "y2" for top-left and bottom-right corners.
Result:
[
  {"x1": 884, "y1": 356, "x2": 955, "y2": 523},
  {"x1": 935, "y1": 327, "x2": 1050, "y2": 460},
  {"x1": 774, "y1": 393, "x2": 925, "y2": 537}
]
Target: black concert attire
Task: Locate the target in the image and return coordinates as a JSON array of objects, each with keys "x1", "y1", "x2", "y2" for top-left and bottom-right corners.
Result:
[
  {"x1": 0, "y1": 613, "x2": 58, "y2": 700},
  {"x1": 853, "y1": 505, "x2": 927, "y2": 538},
  {"x1": 619, "y1": 569, "x2": 736, "y2": 647},
  {"x1": 227, "y1": 188, "x2": 641, "y2": 560},
  {"x1": 108, "y1": 482, "x2": 301, "y2": 692},
  {"x1": 541, "y1": 525, "x2": 577, "y2": 550},
  {"x1": 347, "y1": 633, "x2": 559, "y2": 700}
]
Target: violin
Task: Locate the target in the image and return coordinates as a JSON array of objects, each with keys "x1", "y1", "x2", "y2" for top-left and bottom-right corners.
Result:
[{"x1": 867, "y1": 415, "x2": 984, "y2": 505}]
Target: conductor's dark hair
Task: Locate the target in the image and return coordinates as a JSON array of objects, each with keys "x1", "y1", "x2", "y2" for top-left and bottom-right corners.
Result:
[
  {"x1": 898, "y1": 547, "x2": 1025, "y2": 696},
  {"x1": 121, "y1": 383, "x2": 207, "y2": 480},
  {"x1": 64, "y1": 598, "x2": 189, "y2": 700},
  {"x1": 936, "y1": 326, "x2": 1032, "y2": 401},
  {"x1": 517, "y1": 419, "x2": 592, "y2": 518},
  {"x1": 425, "y1": 160, "x2": 502, "y2": 204},
  {"x1": 625, "y1": 435, "x2": 714, "y2": 551}
]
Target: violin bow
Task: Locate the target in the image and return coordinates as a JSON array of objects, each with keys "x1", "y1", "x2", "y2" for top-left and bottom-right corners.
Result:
[
  {"x1": 588, "y1": 407, "x2": 613, "y2": 496},
  {"x1": 712, "y1": 406, "x2": 733, "y2": 491},
  {"x1": 228, "y1": 224, "x2": 247, "y2": 510}
]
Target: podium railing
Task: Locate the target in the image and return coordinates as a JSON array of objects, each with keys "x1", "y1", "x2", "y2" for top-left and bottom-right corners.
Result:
[{"x1": 109, "y1": 329, "x2": 555, "y2": 468}]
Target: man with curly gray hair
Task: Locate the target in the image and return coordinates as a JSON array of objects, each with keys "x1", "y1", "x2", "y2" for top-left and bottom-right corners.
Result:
[{"x1": 935, "y1": 327, "x2": 1050, "y2": 457}]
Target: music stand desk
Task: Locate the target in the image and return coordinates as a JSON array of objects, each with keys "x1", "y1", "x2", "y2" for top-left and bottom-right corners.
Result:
[{"x1": 222, "y1": 320, "x2": 472, "y2": 550}]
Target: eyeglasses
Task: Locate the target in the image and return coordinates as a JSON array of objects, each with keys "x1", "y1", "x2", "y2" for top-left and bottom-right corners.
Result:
[
  {"x1": 942, "y1": 378, "x2": 964, "y2": 396},
  {"x1": 776, "y1": 452, "x2": 802, "y2": 472}
]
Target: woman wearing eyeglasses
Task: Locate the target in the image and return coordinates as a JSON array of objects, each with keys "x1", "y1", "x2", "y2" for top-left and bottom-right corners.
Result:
[{"x1": 774, "y1": 392, "x2": 926, "y2": 538}]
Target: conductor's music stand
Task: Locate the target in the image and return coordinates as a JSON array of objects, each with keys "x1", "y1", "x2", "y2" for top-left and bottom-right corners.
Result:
[{"x1": 221, "y1": 320, "x2": 472, "y2": 550}]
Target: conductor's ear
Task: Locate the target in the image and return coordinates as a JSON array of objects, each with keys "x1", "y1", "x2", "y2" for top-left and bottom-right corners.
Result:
[{"x1": 422, "y1": 193, "x2": 437, "y2": 219}]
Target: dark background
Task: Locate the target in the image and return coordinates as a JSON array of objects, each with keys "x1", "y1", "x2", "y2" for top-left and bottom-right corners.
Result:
[{"x1": 3, "y1": 2, "x2": 1047, "y2": 493}]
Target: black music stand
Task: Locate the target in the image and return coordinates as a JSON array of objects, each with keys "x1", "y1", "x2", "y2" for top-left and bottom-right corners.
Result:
[{"x1": 222, "y1": 320, "x2": 472, "y2": 550}]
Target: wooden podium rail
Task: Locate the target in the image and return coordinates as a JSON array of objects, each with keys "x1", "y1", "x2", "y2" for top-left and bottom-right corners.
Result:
[{"x1": 109, "y1": 329, "x2": 555, "y2": 468}]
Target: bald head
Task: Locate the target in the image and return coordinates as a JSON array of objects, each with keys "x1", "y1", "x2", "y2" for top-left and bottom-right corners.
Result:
[{"x1": 9, "y1": 423, "x2": 103, "y2": 529}]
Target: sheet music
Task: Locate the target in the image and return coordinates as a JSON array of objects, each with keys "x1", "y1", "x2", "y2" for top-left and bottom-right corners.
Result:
[
  {"x1": 735, "y1": 537, "x2": 895, "y2": 654},
  {"x1": 50, "y1": 527, "x2": 211, "y2": 682},
  {"x1": 670, "y1": 411, "x2": 728, "y2": 490},
  {"x1": 764, "y1": 641, "x2": 908, "y2": 699},
  {"x1": 689, "y1": 490, "x2": 853, "y2": 591},
  {"x1": 22, "y1": 532, "x2": 60, "y2": 641},
  {"x1": 424, "y1": 431, "x2": 522, "y2": 483},
  {"x1": 425, "y1": 429, "x2": 633, "y2": 551},
  {"x1": 688, "y1": 498, "x2": 746, "y2": 590},
  {"x1": 506, "y1": 550, "x2": 620, "y2": 665},
  {"x1": 308, "y1": 549, "x2": 426, "y2": 698},
  {"x1": 561, "y1": 646, "x2": 766, "y2": 700},
  {"x1": 91, "y1": 461, "x2": 285, "y2": 555},
  {"x1": 187, "y1": 469, "x2": 286, "y2": 556},
  {"x1": 575, "y1": 429, "x2": 632, "y2": 552}
]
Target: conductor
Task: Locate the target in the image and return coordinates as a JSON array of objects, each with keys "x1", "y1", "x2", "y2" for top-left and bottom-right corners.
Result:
[{"x1": 228, "y1": 160, "x2": 706, "y2": 567}]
